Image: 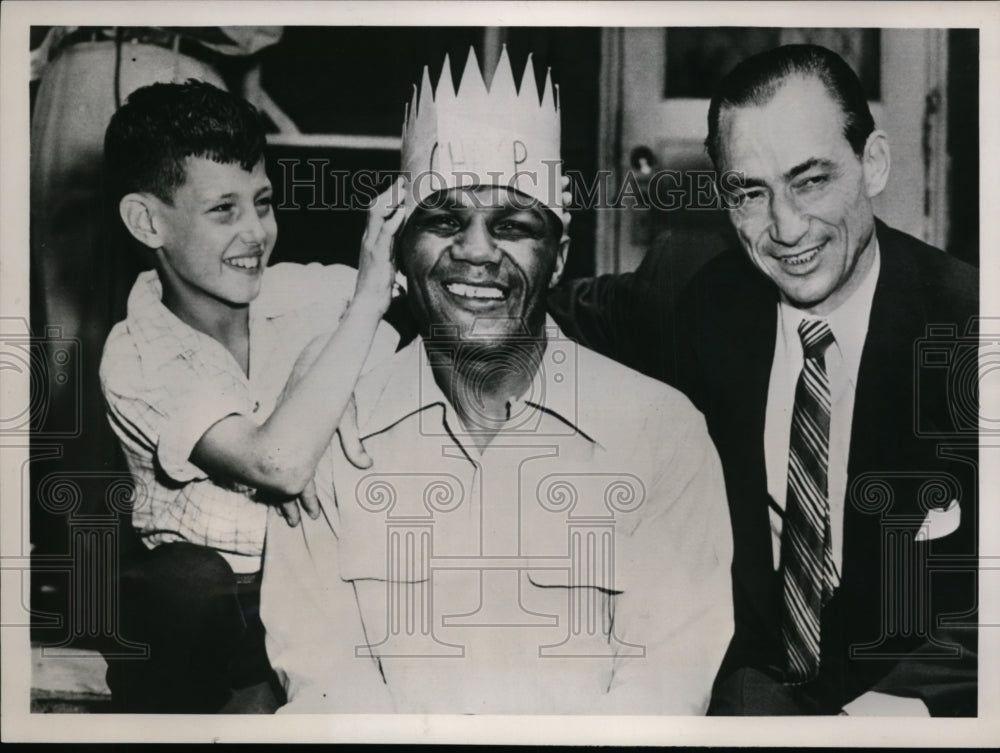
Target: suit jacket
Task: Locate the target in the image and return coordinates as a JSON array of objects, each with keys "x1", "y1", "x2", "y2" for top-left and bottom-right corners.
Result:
[{"x1": 548, "y1": 219, "x2": 978, "y2": 715}]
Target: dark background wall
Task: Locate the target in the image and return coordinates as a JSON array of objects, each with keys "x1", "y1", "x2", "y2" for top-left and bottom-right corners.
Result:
[
  {"x1": 258, "y1": 27, "x2": 601, "y2": 280},
  {"x1": 947, "y1": 28, "x2": 979, "y2": 268}
]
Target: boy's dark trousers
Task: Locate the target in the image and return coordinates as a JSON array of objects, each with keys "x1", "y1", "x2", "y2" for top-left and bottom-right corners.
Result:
[{"x1": 104, "y1": 541, "x2": 284, "y2": 713}]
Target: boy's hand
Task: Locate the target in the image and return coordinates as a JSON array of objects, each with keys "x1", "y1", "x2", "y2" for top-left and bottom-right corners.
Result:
[
  {"x1": 559, "y1": 174, "x2": 572, "y2": 237},
  {"x1": 355, "y1": 177, "x2": 407, "y2": 316},
  {"x1": 278, "y1": 479, "x2": 320, "y2": 527}
]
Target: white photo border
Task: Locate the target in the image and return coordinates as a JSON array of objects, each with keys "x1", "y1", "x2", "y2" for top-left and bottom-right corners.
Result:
[{"x1": 2, "y1": 0, "x2": 998, "y2": 745}]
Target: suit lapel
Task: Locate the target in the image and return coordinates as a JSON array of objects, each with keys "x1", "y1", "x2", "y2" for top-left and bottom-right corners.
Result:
[{"x1": 842, "y1": 221, "x2": 927, "y2": 592}]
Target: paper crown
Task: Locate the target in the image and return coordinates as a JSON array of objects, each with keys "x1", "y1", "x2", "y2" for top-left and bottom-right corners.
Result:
[{"x1": 400, "y1": 46, "x2": 563, "y2": 214}]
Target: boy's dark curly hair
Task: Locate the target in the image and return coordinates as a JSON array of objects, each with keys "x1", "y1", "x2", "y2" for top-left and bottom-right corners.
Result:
[{"x1": 104, "y1": 79, "x2": 267, "y2": 204}]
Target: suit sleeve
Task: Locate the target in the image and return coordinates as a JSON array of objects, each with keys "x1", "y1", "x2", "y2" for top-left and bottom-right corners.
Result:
[
  {"x1": 865, "y1": 279, "x2": 979, "y2": 717},
  {"x1": 546, "y1": 271, "x2": 641, "y2": 358},
  {"x1": 866, "y1": 622, "x2": 977, "y2": 716},
  {"x1": 548, "y1": 252, "x2": 680, "y2": 382}
]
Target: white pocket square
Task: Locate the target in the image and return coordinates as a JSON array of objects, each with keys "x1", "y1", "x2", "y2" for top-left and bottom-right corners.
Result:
[{"x1": 915, "y1": 499, "x2": 961, "y2": 542}]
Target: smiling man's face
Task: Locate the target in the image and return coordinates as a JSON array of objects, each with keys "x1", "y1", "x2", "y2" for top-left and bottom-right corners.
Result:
[
  {"x1": 718, "y1": 75, "x2": 886, "y2": 315},
  {"x1": 399, "y1": 185, "x2": 567, "y2": 346}
]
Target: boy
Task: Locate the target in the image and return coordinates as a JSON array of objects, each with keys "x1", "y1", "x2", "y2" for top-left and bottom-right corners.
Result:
[{"x1": 99, "y1": 80, "x2": 403, "y2": 712}]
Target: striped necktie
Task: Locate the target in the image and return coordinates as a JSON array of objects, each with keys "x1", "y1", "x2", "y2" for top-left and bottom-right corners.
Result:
[{"x1": 781, "y1": 318, "x2": 837, "y2": 684}]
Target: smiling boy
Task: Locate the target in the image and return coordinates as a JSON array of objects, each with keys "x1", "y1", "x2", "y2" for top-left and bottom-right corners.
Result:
[{"x1": 99, "y1": 81, "x2": 403, "y2": 712}]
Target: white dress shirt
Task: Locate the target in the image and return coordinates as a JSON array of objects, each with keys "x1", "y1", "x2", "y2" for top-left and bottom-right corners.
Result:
[
  {"x1": 262, "y1": 320, "x2": 734, "y2": 714},
  {"x1": 764, "y1": 242, "x2": 881, "y2": 579}
]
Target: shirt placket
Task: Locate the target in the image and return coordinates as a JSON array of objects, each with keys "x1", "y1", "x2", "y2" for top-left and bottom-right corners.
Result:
[{"x1": 245, "y1": 306, "x2": 265, "y2": 421}]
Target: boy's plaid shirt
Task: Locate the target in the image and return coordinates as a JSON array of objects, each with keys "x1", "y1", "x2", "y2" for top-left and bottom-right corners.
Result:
[{"x1": 100, "y1": 263, "x2": 395, "y2": 573}]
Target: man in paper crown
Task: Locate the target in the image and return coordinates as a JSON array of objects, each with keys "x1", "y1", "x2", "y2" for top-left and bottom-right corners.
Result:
[{"x1": 261, "y1": 48, "x2": 734, "y2": 714}]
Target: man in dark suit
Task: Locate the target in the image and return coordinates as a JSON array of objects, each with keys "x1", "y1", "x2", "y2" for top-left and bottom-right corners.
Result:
[{"x1": 549, "y1": 44, "x2": 978, "y2": 716}]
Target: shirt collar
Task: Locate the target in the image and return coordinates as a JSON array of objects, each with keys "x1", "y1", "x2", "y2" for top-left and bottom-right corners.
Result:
[
  {"x1": 778, "y1": 237, "x2": 881, "y2": 378},
  {"x1": 126, "y1": 267, "x2": 290, "y2": 374},
  {"x1": 356, "y1": 316, "x2": 590, "y2": 444},
  {"x1": 125, "y1": 270, "x2": 213, "y2": 370}
]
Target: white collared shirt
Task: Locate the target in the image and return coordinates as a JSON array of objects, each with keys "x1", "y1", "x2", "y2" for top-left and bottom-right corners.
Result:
[
  {"x1": 764, "y1": 241, "x2": 881, "y2": 577},
  {"x1": 262, "y1": 320, "x2": 734, "y2": 714}
]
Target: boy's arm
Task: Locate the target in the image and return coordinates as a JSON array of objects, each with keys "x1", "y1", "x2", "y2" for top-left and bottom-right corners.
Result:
[{"x1": 191, "y1": 180, "x2": 406, "y2": 501}]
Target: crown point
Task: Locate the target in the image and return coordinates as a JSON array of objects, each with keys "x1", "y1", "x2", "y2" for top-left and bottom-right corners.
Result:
[
  {"x1": 437, "y1": 54, "x2": 455, "y2": 102},
  {"x1": 520, "y1": 53, "x2": 539, "y2": 104},
  {"x1": 490, "y1": 45, "x2": 517, "y2": 99},
  {"x1": 541, "y1": 68, "x2": 555, "y2": 111},
  {"x1": 416, "y1": 66, "x2": 434, "y2": 120},
  {"x1": 458, "y1": 46, "x2": 487, "y2": 99}
]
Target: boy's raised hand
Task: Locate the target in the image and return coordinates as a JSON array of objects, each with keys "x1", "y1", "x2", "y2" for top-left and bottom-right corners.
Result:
[
  {"x1": 191, "y1": 184, "x2": 404, "y2": 524},
  {"x1": 559, "y1": 174, "x2": 573, "y2": 236},
  {"x1": 354, "y1": 177, "x2": 408, "y2": 316}
]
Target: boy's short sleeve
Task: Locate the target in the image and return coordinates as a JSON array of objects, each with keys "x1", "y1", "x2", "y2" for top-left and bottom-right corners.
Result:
[
  {"x1": 155, "y1": 356, "x2": 251, "y2": 481},
  {"x1": 264, "y1": 262, "x2": 356, "y2": 329},
  {"x1": 101, "y1": 335, "x2": 251, "y2": 484}
]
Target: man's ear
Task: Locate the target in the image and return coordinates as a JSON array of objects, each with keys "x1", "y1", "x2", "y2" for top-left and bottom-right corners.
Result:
[
  {"x1": 861, "y1": 129, "x2": 891, "y2": 199},
  {"x1": 549, "y1": 236, "x2": 570, "y2": 288},
  {"x1": 119, "y1": 193, "x2": 165, "y2": 250}
]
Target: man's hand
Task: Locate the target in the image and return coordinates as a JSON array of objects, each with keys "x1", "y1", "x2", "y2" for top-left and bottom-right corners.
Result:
[{"x1": 355, "y1": 177, "x2": 408, "y2": 317}]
